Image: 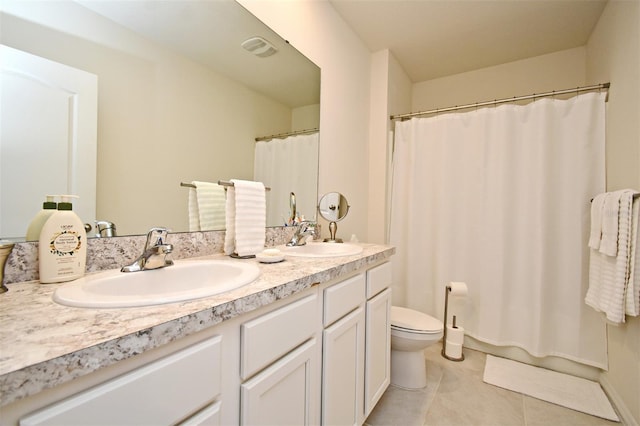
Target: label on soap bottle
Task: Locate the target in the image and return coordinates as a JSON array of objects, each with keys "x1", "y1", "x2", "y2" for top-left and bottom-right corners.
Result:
[{"x1": 48, "y1": 229, "x2": 82, "y2": 256}]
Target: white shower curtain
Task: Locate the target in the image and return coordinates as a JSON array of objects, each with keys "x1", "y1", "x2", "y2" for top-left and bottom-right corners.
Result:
[
  {"x1": 390, "y1": 92, "x2": 608, "y2": 368},
  {"x1": 254, "y1": 132, "x2": 319, "y2": 226}
]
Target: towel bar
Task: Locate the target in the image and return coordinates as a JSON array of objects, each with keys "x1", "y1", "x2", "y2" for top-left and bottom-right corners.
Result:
[
  {"x1": 590, "y1": 193, "x2": 639, "y2": 202},
  {"x1": 180, "y1": 181, "x2": 271, "y2": 191}
]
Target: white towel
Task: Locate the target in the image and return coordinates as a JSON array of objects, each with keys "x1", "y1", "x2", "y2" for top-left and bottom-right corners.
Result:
[
  {"x1": 224, "y1": 179, "x2": 266, "y2": 257},
  {"x1": 586, "y1": 190, "x2": 640, "y2": 323},
  {"x1": 599, "y1": 191, "x2": 623, "y2": 256},
  {"x1": 588, "y1": 193, "x2": 606, "y2": 250},
  {"x1": 188, "y1": 181, "x2": 226, "y2": 232}
]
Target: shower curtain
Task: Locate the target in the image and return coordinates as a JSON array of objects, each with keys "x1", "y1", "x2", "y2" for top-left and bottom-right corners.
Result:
[
  {"x1": 254, "y1": 132, "x2": 319, "y2": 226},
  {"x1": 389, "y1": 92, "x2": 608, "y2": 368}
]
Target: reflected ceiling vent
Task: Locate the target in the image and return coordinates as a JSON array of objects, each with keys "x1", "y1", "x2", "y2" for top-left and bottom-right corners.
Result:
[{"x1": 241, "y1": 36, "x2": 278, "y2": 58}]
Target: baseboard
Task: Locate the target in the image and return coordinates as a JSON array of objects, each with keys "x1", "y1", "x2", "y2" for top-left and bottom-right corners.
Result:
[{"x1": 599, "y1": 374, "x2": 639, "y2": 426}]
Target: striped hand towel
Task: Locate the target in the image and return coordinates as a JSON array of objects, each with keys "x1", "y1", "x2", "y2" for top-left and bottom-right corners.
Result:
[
  {"x1": 224, "y1": 179, "x2": 266, "y2": 257},
  {"x1": 188, "y1": 181, "x2": 226, "y2": 231}
]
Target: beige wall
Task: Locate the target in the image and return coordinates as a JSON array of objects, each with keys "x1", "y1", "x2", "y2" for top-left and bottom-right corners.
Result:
[
  {"x1": 239, "y1": 0, "x2": 372, "y2": 242},
  {"x1": 2, "y1": 5, "x2": 293, "y2": 235},
  {"x1": 412, "y1": 47, "x2": 586, "y2": 110},
  {"x1": 586, "y1": 1, "x2": 640, "y2": 424},
  {"x1": 242, "y1": 1, "x2": 639, "y2": 422}
]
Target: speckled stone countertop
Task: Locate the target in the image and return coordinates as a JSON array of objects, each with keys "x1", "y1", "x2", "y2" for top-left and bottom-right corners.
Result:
[{"x1": 0, "y1": 243, "x2": 394, "y2": 406}]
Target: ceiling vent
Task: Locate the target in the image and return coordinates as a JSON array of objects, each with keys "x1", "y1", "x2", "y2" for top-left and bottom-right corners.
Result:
[{"x1": 241, "y1": 36, "x2": 278, "y2": 58}]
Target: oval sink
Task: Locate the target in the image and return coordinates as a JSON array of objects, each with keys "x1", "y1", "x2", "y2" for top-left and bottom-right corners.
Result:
[
  {"x1": 279, "y1": 242, "x2": 363, "y2": 258},
  {"x1": 53, "y1": 259, "x2": 260, "y2": 308}
]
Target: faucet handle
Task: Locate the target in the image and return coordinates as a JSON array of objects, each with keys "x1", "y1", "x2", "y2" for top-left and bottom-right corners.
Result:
[{"x1": 144, "y1": 227, "x2": 170, "y2": 248}]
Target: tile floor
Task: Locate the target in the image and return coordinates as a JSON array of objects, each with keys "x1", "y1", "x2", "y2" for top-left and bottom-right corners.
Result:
[{"x1": 365, "y1": 345, "x2": 622, "y2": 426}]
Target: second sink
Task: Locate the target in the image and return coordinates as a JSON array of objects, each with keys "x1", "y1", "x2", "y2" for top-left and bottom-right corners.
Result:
[
  {"x1": 53, "y1": 259, "x2": 260, "y2": 308},
  {"x1": 279, "y1": 242, "x2": 363, "y2": 258}
]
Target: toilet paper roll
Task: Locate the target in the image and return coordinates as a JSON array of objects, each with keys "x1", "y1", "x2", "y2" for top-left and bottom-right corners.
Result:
[
  {"x1": 448, "y1": 281, "x2": 468, "y2": 296},
  {"x1": 445, "y1": 341, "x2": 463, "y2": 359},
  {"x1": 446, "y1": 325, "x2": 465, "y2": 345}
]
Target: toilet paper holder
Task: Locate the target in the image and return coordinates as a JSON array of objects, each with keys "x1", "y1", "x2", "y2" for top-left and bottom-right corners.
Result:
[{"x1": 442, "y1": 284, "x2": 465, "y2": 361}]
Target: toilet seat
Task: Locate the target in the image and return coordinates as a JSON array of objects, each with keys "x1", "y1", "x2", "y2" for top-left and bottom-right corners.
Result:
[{"x1": 391, "y1": 306, "x2": 443, "y2": 334}]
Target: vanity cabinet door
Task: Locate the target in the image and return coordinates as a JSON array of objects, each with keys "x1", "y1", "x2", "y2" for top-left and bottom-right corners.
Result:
[
  {"x1": 364, "y1": 287, "x2": 391, "y2": 417},
  {"x1": 322, "y1": 306, "x2": 366, "y2": 426},
  {"x1": 179, "y1": 401, "x2": 222, "y2": 426},
  {"x1": 240, "y1": 338, "x2": 319, "y2": 426}
]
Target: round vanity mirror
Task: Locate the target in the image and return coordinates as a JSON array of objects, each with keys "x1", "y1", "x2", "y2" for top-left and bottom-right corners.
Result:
[{"x1": 318, "y1": 192, "x2": 349, "y2": 243}]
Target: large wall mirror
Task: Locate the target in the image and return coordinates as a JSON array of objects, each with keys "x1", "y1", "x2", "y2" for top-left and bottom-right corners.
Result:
[{"x1": 0, "y1": 0, "x2": 320, "y2": 241}]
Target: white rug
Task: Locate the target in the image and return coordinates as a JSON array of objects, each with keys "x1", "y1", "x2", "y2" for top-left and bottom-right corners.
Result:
[{"x1": 483, "y1": 355, "x2": 619, "y2": 422}]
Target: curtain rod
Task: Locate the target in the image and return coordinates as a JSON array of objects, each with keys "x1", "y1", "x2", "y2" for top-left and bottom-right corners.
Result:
[
  {"x1": 255, "y1": 127, "x2": 318, "y2": 142},
  {"x1": 390, "y1": 83, "x2": 610, "y2": 121}
]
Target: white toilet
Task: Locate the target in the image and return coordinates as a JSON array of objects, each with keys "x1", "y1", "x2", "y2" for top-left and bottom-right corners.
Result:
[{"x1": 390, "y1": 306, "x2": 444, "y2": 389}]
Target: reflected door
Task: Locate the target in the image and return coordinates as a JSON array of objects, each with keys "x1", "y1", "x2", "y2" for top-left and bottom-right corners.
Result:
[{"x1": 1, "y1": 45, "x2": 97, "y2": 240}]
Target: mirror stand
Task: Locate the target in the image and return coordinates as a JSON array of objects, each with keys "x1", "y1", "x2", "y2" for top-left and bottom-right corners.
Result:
[
  {"x1": 324, "y1": 222, "x2": 343, "y2": 243},
  {"x1": 318, "y1": 192, "x2": 350, "y2": 244}
]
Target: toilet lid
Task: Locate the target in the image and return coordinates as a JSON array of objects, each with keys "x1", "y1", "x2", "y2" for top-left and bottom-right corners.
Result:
[{"x1": 390, "y1": 306, "x2": 443, "y2": 333}]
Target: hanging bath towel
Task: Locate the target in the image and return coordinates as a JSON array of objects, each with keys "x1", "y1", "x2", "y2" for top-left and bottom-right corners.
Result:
[{"x1": 224, "y1": 179, "x2": 266, "y2": 257}]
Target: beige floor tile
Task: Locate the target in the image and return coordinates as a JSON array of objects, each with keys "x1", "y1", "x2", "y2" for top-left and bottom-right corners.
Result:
[
  {"x1": 365, "y1": 354, "x2": 443, "y2": 426},
  {"x1": 423, "y1": 359, "x2": 525, "y2": 425},
  {"x1": 367, "y1": 344, "x2": 622, "y2": 426}
]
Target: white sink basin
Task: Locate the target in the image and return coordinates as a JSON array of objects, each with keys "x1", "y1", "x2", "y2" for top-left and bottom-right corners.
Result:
[
  {"x1": 53, "y1": 259, "x2": 260, "y2": 308},
  {"x1": 279, "y1": 242, "x2": 363, "y2": 258}
]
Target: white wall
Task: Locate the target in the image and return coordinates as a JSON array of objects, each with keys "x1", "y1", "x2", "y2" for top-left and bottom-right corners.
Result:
[
  {"x1": 586, "y1": 1, "x2": 640, "y2": 424},
  {"x1": 239, "y1": 0, "x2": 372, "y2": 242}
]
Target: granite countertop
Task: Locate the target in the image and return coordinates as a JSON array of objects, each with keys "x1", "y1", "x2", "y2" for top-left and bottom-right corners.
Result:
[{"x1": 0, "y1": 243, "x2": 394, "y2": 406}]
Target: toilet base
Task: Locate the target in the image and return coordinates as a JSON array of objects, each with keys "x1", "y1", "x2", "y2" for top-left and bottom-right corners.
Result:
[{"x1": 390, "y1": 349, "x2": 427, "y2": 389}]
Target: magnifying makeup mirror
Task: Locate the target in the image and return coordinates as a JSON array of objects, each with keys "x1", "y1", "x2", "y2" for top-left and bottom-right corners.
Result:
[{"x1": 318, "y1": 192, "x2": 349, "y2": 243}]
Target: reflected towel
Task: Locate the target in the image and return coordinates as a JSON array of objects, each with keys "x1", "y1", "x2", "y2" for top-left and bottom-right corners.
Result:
[
  {"x1": 188, "y1": 181, "x2": 226, "y2": 231},
  {"x1": 224, "y1": 179, "x2": 266, "y2": 257},
  {"x1": 586, "y1": 190, "x2": 639, "y2": 323}
]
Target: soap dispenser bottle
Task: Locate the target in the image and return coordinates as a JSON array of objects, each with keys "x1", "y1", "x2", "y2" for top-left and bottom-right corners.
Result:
[
  {"x1": 26, "y1": 195, "x2": 58, "y2": 241},
  {"x1": 38, "y1": 195, "x2": 87, "y2": 283}
]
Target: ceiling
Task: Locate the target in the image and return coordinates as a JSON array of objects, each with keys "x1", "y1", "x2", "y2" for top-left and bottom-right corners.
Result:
[
  {"x1": 75, "y1": 0, "x2": 320, "y2": 108},
  {"x1": 329, "y1": 0, "x2": 608, "y2": 82}
]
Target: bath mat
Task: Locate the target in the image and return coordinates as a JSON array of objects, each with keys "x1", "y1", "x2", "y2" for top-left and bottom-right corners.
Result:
[{"x1": 483, "y1": 355, "x2": 619, "y2": 422}]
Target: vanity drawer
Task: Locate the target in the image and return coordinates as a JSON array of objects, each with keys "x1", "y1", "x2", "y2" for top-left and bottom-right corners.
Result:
[
  {"x1": 21, "y1": 335, "x2": 222, "y2": 426},
  {"x1": 241, "y1": 293, "x2": 318, "y2": 380},
  {"x1": 366, "y1": 262, "x2": 392, "y2": 299},
  {"x1": 323, "y1": 273, "x2": 366, "y2": 327}
]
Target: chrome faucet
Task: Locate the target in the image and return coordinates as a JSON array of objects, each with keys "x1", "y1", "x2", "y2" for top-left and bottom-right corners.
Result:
[
  {"x1": 286, "y1": 221, "x2": 317, "y2": 247},
  {"x1": 121, "y1": 227, "x2": 174, "y2": 272},
  {"x1": 95, "y1": 220, "x2": 117, "y2": 238}
]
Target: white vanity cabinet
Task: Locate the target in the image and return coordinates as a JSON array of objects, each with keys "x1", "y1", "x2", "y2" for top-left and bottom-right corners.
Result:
[
  {"x1": 321, "y1": 261, "x2": 392, "y2": 425},
  {"x1": 239, "y1": 293, "x2": 321, "y2": 426},
  {"x1": 321, "y1": 273, "x2": 366, "y2": 426},
  {"x1": 364, "y1": 262, "x2": 392, "y2": 417},
  {"x1": 19, "y1": 336, "x2": 223, "y2": 426},
  {"x1": 4, "y1": 255, "x2": 394, "y2": 426}
]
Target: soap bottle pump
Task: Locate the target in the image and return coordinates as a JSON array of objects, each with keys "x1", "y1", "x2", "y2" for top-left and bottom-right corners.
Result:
[
  {"x1": 26, "y1": 195, "x2": 58, "y2": 241},
  {"x1": 38, "y1": 195, "x2": 87, "y2": 283}
]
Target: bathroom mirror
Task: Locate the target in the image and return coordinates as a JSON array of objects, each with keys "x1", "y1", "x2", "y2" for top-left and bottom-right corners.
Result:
[
  {"x1": 318, "y1": 192, "x2": 350, "y2": 243},
  {"x1": 0, "y1": 0, "x2": 320, "y2": 241}
]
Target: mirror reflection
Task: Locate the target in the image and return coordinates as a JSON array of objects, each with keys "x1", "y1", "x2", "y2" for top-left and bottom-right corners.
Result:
[
  {"x1": 318, "y1": 192, "x2": 350, "y2": 243},
  {"x1": 0, "y1": 0, "x2": 320, "y2": 241}
]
